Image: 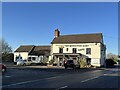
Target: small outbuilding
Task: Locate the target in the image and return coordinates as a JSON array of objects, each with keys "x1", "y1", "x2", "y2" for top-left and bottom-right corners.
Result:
[{"x1": 14, "y1": 45, "x2": 50, "y2": 64}]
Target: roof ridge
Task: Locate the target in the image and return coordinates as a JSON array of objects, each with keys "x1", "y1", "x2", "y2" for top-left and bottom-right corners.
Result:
[
  {"x1": 60, "y1": 33, "x2": 102, "y2": 36},
  {"x1": 36, "y1": 45, "x2": 50, "y2": 46},
  {"x1": 20, "y1": 45, "x2": 35, "y2": 46},
  {"x1": 14, "y1": 45, "x2": 35, "y2": 52},
  {"x1": 51, "y1": 32, "x2": 103, "y2": 44}
]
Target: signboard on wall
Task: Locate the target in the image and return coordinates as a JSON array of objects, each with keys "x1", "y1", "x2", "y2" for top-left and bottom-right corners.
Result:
[
  {"x1": 91, "y1": 59, "x2": 99, "y2": 64},
  {"x1": 56, "y1": 45, "x2": 89, "y2": 47}
]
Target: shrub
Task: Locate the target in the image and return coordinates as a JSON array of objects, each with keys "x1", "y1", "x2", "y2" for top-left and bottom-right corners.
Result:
[
  {"x1": 2, "y1": 53, "x2": 14, "y2": 62},
  {"x1": 49, "y1": 59, "x2": 55, "y2": 65},
  {"x1": 79, "y1": 58, "x2": 87, "y2": 68},
  {"x1": 42, "y1": 59, "x2": 48, "y2": 64}
]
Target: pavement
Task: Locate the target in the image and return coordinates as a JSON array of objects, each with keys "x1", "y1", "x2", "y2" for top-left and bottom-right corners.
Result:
[{"x1": 3, "y1": 61, "x2": 106, "y2": 70}]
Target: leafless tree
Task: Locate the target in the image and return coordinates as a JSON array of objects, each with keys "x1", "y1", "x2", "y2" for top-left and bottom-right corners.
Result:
[
  {"x1": 107, "y1": 53, "x2": 118, "y2": 60},
  {"x1": 0, "y1": 39, "x2": 12, "y2": 61},
  {"x1": 1, "y1": 39, "x2": 12, "y2": 54}
]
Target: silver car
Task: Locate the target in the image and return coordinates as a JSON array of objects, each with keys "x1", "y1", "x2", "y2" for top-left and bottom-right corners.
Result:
[{"x1": 17, "y1": 59, "x2": 32, "y2": 66}]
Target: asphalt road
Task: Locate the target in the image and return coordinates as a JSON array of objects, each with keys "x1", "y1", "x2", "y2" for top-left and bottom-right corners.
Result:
[{"x1": 1, "y1": 65, "x2": 120, "y2": 90}]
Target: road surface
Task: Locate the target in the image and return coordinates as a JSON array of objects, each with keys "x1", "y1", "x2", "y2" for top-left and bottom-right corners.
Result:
[{"x1": 1, "y1": 65, "x2": 120, "y2": 90}]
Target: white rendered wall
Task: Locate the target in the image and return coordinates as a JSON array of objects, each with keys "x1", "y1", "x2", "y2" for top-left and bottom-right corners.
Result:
[
  {"x1": 51, "y1": 43, "x2": 105, "y2": 67},
  {"x1": 14, "y1": 52, "x2": 28, "y2": 62}
]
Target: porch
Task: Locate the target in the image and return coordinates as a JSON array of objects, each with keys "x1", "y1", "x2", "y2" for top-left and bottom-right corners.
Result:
[{"x1": 52, "y1": 53, "x2": 89, "y2": 66}]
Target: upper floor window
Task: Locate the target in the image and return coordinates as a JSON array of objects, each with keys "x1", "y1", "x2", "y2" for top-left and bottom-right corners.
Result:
[
  {"x1": 72, "y1": 48, "x2": 77, "y2": 53},
  {"x1": 66, "y1": 48, "x2": 69, "y2": 51},
  {"x1": 86, "y1": 48, "x2": 91, "y2": 54},
  {"x1": 59, "y1": 48, "x2": 63, "y2": 53}
]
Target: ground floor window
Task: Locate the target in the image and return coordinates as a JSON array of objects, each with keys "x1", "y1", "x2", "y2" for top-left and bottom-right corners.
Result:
[
  {"x1": 16, "y1": 56, "x2": 22, "y2": 60},
  {"x1": 59, "y1": 58, "x2": 63, "y2": 66},
  {"x1": 73, "y1": 58, "x2": 77, "y2": 60},
  {"x1": 28, "y1": 57, "x2": 31, "y2": 61},
  {"x1": 39, "y1": 56, "x2": 43, "y2": 58},
  {"x1": 65, "y1": 55, "x2": 69, "y2": 59},
  {"x1": 32, "y1": 57, "x2": 36, "y2": 60},
  {"x1": 15, "y1": 56, "x2": 19, "y2": 60}
]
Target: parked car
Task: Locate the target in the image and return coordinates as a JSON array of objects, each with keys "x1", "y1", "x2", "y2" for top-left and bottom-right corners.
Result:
[
  {"x1": 17, "y1": 59, "x2": 32, "y2": 66},
  {"x1": 106, "y1": 59, "x2": 115, "y2": 67},
  {"x1": 64, "y1": 59, "x2": 80, "y2": 69},
  {"x1": 0, "y1": 63, "x2": 7, "y2": 72}
]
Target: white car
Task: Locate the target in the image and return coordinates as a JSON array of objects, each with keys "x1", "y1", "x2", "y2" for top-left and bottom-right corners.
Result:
[{"x1": 17, "y1": 59, "x2": 32, "y2": 66}]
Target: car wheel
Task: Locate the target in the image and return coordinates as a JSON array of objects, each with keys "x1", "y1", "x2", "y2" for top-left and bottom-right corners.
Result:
[
  {"x1": 77, "y1": 66, "x2": 80, "y2": 69},
  {"x1": 2, "y1": 68, "x2": 6, "y2": 72},
  {"x1": 65, "y1": 66, "x2": 67, "y2": 69},
  {"x1": 72, "y1": 67, "x2": 74, "y2": 69},
  {"x1": 73, "y1": 66, "x2": 75, "y2": 69},
  {"x1": 23, "y1": 63, "x2": 26, "y2": 66}
]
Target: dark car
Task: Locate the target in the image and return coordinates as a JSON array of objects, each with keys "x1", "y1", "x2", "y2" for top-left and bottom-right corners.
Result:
[
  {"x1": 0, "y1": 63, "x2": 7, "y2": 72},
  {"x1": 64, "y1": 59, "x2": 80, "y2": 69}
]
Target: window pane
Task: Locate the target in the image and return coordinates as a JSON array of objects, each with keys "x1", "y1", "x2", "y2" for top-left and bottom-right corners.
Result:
[
  {"x1": 73, "y1": 48, "x2": 77, "y2": 53},
  {"x1": 16, "y1": 57, "x2": 19, "y2": 60},
  {"x1": 32, "y1": 57, "x2": 36, "y2": 60},
  {"x1": 59, "y1": 48, "x2": 63, "y2": 53},
  {"x1": 28, "y1": 57, "x2": 31, "y2": 61},
  {"x1": 86, "y1": 48, "x2": 91, "y2": 54},
  {"x1": 20, "y1": 57, "x2": 22, "y2": 59},
  {"x1": 66, "y1": 48, "x2": 68, "y2": 51}
]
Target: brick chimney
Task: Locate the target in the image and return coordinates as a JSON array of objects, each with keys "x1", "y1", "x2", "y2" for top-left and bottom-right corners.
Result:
[{"x1": 54, "y1": 29, "x2": 60, "y2": 38}]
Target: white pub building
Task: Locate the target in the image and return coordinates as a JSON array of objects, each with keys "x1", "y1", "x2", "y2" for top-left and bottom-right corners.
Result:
[{"x1": 51, "y1": 29, "x2": 106, "y2": 67}]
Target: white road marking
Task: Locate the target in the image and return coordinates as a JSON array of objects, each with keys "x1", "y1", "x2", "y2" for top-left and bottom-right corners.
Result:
[
  {"x1": 4, "y1": 76, "x2": 11, "y2": 78},
  {"x1": 3, "y1": 69, "x2": 118, "y2": 88},
  {"x1": 47, "y1": 76, "x2": 61, "y2": 79},
  {"x1": 55, "y1": 85, "x2": 68, "y2": 90},
  {"x1": 59, "y1": 85, "x2": 68, "y2": 89},
  {"x1": 47, "y1": 76, "x2": 57, "y2": 79},
  {"x1": 81, "y1": 70, "x2": 119, "y2": 83},
  {"x1": 92, "y1": 70, "x2": 102, "y2": 73},
  {"x1": 3, "y1": 75, "x2": 62, "y2": 87},
  {"x1": 81, "y1": 76, "x2": 99, "y2": 83},
  {"x1": 3, "y1": 79, "x2": 41, "y2": 87},
  {"x1": 103, "y1": 74, "x2": 108, "y2": 76}
]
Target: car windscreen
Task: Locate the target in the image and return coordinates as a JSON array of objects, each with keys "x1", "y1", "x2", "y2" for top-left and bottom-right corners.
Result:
[{"x1": 67, "y1": 60, "x2": 73, "y2": 64}]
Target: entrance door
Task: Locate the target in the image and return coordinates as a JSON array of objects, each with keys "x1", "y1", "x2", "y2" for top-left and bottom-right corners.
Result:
[
  {"x1": 59, "y1": 58, "x2": 63, "y2": 66},
  {"x1": 86, "y1": 58, "x2": 91, "y2": 65}
]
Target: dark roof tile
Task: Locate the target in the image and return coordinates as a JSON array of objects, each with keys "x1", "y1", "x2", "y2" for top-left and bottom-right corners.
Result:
[
  {"x1": 51, "y1": 33, "x2": 103, "y2": 44},
  {"x1": 14, "y1": 45, "x2": 35, "y2": 52},
  {"x1": 29, "y1": 46, "x2": 50, "y2": 56}
]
